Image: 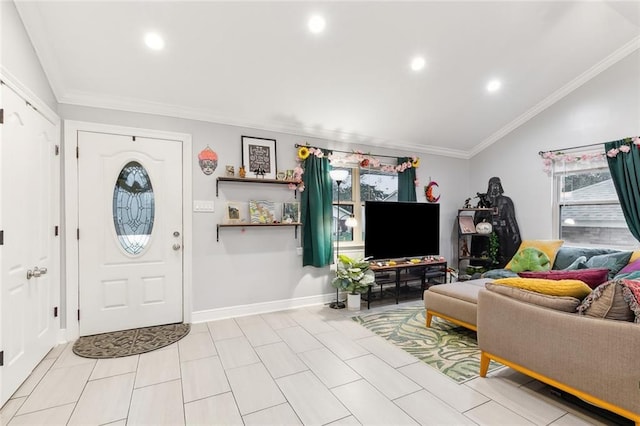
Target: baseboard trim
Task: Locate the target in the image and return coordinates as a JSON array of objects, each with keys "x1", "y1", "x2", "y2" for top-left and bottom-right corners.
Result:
[{"x1": 191, "y1": 293, "x2": 336, "y2": 323}]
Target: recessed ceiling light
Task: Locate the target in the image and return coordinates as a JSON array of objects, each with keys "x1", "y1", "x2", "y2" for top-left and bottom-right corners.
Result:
[
  {"x1": 308, "y1": 15, "x2": 326, "y2": 34},
  {"x1": 487, "y1": 79, "x2": 502, "y2": 92},
  {"x1": 410, "y1": 56, "x2": 426, "y2": 72},
  {"x1": 144, "y1": 32, "x2": 165, "y2": 50}
]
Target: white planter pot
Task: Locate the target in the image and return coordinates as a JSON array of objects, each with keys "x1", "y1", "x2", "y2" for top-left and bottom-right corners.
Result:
[{"x1": 347, "y1": 293, "x2": 361, "y2": 311}]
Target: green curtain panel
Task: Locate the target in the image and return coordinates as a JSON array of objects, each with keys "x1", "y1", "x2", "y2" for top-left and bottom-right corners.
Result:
[
  {"x1": 397, "y1": 157, "x2": 417, "y2": 202},
  {"x1": 605, "y1": 139, "x2": 640, "y2": 242},
  {"x1": 301, "y1": 154, "x2": 334, "y2": 266}
]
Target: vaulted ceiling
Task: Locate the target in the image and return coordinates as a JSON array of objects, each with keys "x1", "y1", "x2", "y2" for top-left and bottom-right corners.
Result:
[{"x1": 14, "y1": 1, "x2": 640, "y2": 158}]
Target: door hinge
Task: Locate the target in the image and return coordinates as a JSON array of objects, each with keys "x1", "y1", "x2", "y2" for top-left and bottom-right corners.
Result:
[
  {"x1": 78, "y1": 310, "x2": 80, "y2": 321},
  {"x1": 54, "y1": 225, "x2": 59, "y2": 236},
  {"x1": 132, "y1": 136, "x2": 136, "y2": 141},
  {"x1": 0, "y1": 108, "x2": 3, "y2": 124},
  {"x1": 0, "y1": 230, "x2": 3, "y2": 245},
  {"x1": 76, "y1": 146, "x2": 79, "y2": 158},
  {"x1": 55, "y1": 145, "x2": 60, "y2": 156},
  {"x1": 77, "y1": 228, "x2": 80, "y2": 240},
  {"x1": 54, "y1": 306, "x2": 58, "y2": 317},
  {"x1": 0, "y1": 351, "x2": 3, "y2": 366}
]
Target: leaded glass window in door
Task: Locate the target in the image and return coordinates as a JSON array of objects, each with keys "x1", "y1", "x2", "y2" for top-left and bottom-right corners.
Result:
[{"x1": 113, "y1": 161, "x2": 155, "y2": 255}]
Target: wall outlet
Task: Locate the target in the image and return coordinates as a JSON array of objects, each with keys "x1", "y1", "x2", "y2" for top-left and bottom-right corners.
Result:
[
  {"x1": 193, "y1": 200, "x2": 215, "y2": 212},
  {"x1": 296, "y1": 247, "x2": 303, "y2": 256}
]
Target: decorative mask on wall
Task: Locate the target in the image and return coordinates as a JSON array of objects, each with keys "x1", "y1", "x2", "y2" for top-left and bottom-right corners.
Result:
[{"x1": 198, "y1": 146, "x2": 218, "y2": 175}]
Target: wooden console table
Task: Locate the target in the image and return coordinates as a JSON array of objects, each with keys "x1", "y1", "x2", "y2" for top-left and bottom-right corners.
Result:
[{"x1": 364, "y1": 258, "x2": 447, "y2": 309}]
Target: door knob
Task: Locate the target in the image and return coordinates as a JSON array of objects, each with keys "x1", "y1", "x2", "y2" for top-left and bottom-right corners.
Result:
[
  {"x1": 27, "y1": 269, "x2": 33, "y2": 279},
  {"x1": 172, "y1": 243, "x2": 181, "y2": 251},
  {"x1": 36, "y1": 266, "x2": 47, "y2": 275}
]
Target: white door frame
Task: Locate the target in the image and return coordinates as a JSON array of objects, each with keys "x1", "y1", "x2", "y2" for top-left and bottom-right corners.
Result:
[{"x1": 63, "y1": 120, "x2": 192, "y2": 341}]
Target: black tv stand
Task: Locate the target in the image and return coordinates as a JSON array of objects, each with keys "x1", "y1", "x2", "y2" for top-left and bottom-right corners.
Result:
[{"x1": 364, "y1": 258, "x2": 447, "y2": 309}]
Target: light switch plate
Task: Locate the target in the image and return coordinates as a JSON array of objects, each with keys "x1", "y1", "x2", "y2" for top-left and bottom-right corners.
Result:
[{"x1": 193, "y1": 200, "x2": 215, "y2": 212}]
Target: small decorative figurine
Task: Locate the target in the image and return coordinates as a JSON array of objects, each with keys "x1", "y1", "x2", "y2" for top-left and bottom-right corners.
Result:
[
  {"x1": 463, "y1": 198, "x2": 472, "y2": 209},
  {"x1": 239, "y1": 166, "x2": 246, "y2": 178},
  {"x1": 460, "y1": 240, "x2": 470, "y2": 257},
  {"x1": 254, "y1": 166, "x2": 266, "y2": 178},
  {"x1": 475, "y1": 192, "x2": 490, "y2": 208}
]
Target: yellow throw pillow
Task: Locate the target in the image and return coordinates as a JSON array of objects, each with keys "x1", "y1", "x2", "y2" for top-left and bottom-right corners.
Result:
[
  {"x1": 629, "y1": 250, "x2": 640, "y2": 264},
  {"x1": 505, "y1": 240, "x2": 564, "y2": 270},
  {"x1": 493, "y1": 277, "x2": 592, "y2": 299}
]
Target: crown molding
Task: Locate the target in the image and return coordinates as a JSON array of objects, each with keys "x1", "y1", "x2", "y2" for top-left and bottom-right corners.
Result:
[
  {"x1": 469, "y1": 35, "x2": 640, "y2": 158},
  {"x1": 0, "y1": 66, "x2": 60, "y2": 124}
]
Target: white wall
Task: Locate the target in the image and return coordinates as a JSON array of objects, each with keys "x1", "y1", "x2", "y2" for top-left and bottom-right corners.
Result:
[
  {"x1": 470, "y1": 50, "x2": 640, "y2": 241},
  {"x1": 58, "y1": 104, "x2": 469, "y2": 317},
  {"x1": 1, "y1": 0, "x2": 57, "y2": 111}
]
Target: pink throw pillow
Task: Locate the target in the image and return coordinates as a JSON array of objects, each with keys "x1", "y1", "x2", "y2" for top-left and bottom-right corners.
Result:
[
  {"x1": 518, "y1": 268, "x2": 609, "y2": 289},
  {"x1": 618, "y1": 258, "x2": 640, "y2": 275}
]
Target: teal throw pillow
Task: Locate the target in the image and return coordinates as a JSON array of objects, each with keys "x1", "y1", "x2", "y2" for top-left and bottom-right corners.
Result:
[
  {"x1": 562, "y1": 256, "x2": 587, "y2": 270},
  {"x1": 553, "y1": 247, "x2": 620, "y2": 270},
  {"x1": 482, "y1": 269, "x2": 519, "y2": 279},
  {"x1": 579, "y1": 251, "x2": 633, "y2": 280}
]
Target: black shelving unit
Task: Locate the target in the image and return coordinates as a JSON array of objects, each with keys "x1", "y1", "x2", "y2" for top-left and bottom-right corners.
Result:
[{"x1": 457, "y1": 208, "x2": 493, "y2": 279}]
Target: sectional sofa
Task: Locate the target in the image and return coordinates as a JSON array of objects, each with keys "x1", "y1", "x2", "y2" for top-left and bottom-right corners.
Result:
[{"x1": 424, "y1": 244, "x2": 640, "y2": 425}]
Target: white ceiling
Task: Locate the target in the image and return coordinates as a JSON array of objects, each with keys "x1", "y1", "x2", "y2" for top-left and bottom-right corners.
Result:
[{"x1": 15, "y1": 1, "x2": 640, "y2": 158}]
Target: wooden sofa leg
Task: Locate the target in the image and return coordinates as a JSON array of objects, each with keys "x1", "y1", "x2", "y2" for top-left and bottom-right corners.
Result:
[
  {"x1": 425, "y1": 311, "x2": 433, "y2": 328},
  {"x1": 479, "y1": 351, "x2": 490, "y2": 377}
]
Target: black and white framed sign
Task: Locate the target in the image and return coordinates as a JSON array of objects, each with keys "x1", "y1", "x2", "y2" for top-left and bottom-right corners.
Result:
[{"x1": 241, "y1": 136, "x2": 277, "y2": 179}]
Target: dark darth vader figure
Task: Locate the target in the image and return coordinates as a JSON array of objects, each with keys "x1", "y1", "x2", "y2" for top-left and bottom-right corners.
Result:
[{"x1": 472, "y1": 177, "x2": 522, "y2": 268}]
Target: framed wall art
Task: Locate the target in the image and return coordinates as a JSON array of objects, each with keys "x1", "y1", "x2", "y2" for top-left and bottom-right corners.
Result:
[
  {"x1": 282, "y1": 202, "x2": 300, "y2": 223},
  {"x1": 241, "y1": 136, "x2": 277, "y2": 179},
  {"x1": 249, "y1": 200, "x2": 277, "y2": 224},
  {"x1": 226, "y1": 202, "x2": 246, "y2": 224},
  {"x1": 458, "y1": 216, "x2": 476, "y2": 234}
]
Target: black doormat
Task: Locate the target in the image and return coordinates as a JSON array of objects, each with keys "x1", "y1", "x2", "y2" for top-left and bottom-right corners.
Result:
[{"x1": 72, "y1": 323, "x2": 191, "y2": 359}]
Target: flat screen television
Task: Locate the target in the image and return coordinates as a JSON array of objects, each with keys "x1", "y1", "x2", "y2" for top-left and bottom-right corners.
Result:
[{"x1": 364, "y1": 201, "x2": 440, "y2": 260}]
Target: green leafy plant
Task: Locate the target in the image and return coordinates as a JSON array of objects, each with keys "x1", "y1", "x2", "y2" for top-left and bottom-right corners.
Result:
[
  {"x1": 331, "y1": 254, "x2": 375, "y2": 295},
  {"x1": 488, "y1": 232, "x2": 500, "y2": 266}
]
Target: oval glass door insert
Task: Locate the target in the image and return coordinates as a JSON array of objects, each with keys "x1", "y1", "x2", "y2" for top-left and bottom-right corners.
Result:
[{"x1": 113, "y1": 161, "x2": 155, "y2": 255}]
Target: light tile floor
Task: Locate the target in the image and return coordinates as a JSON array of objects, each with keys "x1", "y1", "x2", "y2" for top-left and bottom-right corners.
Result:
[{"x1": 0, "y1": 299, "x2": 629, "y2": 425}]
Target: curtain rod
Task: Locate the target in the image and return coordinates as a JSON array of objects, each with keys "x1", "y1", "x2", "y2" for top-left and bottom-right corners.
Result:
[
  {"x1": 294, "y1": 143, "x2": 407, "y2": 160},
  {"x1": 538, "y1": 137, "x2": 634, "y2": 156}
]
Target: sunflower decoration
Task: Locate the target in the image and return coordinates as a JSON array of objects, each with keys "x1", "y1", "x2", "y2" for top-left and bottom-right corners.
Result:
[
  {"x1": 411, "y1": 157, "x2": 420, "y2": 168},
  {"x1": 297, "y1": 146, "x2": 310, "y2": 160}
]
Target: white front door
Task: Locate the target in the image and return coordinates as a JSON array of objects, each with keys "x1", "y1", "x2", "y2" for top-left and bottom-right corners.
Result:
[
  {"x1": 0, "y1": 85, "x2": 58, "y2": 406},
  {"x1": 77, "y1": 131, "x2": 183, "y2": 336}
]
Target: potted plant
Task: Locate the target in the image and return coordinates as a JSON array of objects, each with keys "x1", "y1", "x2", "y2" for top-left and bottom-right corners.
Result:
[{"x1": 331, "y1": 254, "x2": 375, "y2": 310}]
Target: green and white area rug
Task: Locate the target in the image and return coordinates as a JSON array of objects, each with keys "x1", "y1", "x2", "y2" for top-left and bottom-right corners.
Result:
[{"x1": 353, "y1": 306, "x2": 502, "y2": 383}]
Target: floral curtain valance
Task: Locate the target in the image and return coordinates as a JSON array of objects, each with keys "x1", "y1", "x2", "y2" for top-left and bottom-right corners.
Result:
[
  {"x1": 539, "y1": 136, "x2": 640, "y2": 175},
  {"x1": 293, "y1": 145, "x2": 420, "y2": 191}
]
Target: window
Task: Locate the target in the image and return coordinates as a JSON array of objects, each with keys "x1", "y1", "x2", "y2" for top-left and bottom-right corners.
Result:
[
  {"x1": 554, "y1": 157, "x2": 636, "y2": 249},
  {"x1": 113, "y1": 161, "x2": 155, "y2": 255},
  {"x1": 332, "y1": 167, "x2": 398, "y2": 246}
]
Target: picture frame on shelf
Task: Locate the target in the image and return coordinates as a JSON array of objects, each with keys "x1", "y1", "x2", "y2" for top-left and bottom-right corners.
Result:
[
  {"x1": 458, "y1": 216, "x2": 476, "y2": 234},
  {"x1": 285, "y1": 169, "x2": 294, "y2": 180},
  {"x1": 249, "y1": 200, "x2": 277, "y2": 224},
  {"x1": 241, "y1": 136, "x2": 277, "y2": 179},
  {"x1": 282, "y1": 202, "x2": 300, "y2": 224},
  {"x1": 226, "y1": 202, "x2": 246, "y2": 224}
]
